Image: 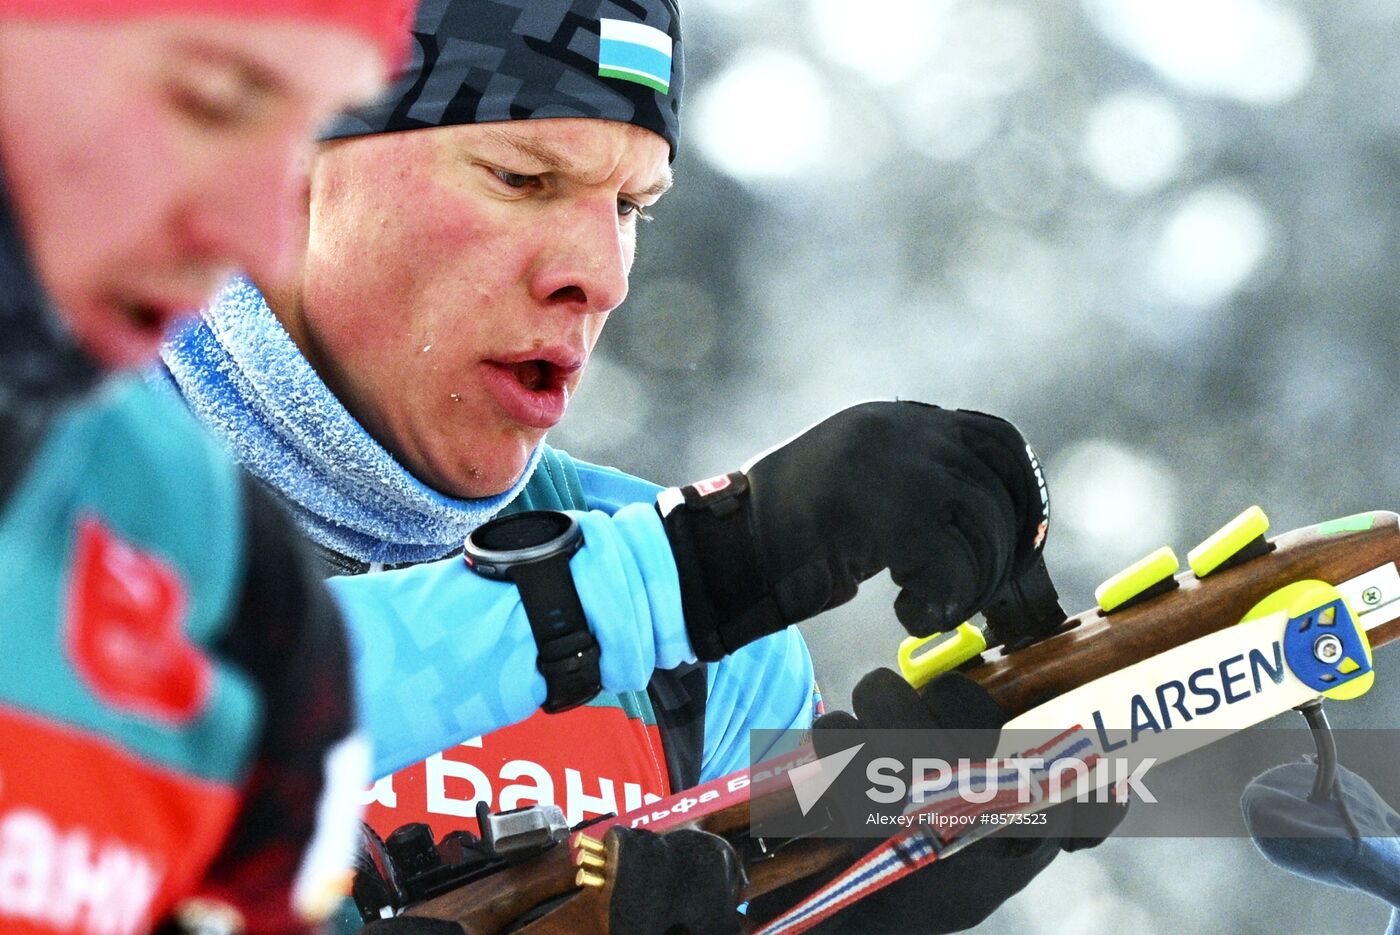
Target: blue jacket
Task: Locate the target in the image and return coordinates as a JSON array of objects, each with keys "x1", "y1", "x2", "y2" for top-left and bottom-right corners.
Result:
[{"x1": 330, "y1": 454, "x2": 818, "y2": 781}]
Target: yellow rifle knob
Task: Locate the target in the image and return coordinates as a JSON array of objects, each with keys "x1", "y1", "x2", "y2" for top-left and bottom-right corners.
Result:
[
  {"x1": 1188, "y1": 506, "x2": 1270, "y2": 578},
  {"x1": 1095, "y1": 546, "x2": 1180, "y2": 613},
  {"x1": 898, "y1": 623, "x2": 987, "y2": 690}
]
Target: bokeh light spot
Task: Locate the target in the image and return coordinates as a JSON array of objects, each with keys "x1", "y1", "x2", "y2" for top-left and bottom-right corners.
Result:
[
  {"x1": 1154, "y1": 185, "x2": 1272, "y2": 306},
  {"x1": 1081, "y1": 90, "x2": 1188, "y2": 193},
  {"x1": 1084, "y1": 0, "x2": 1315, "y2": 105},
  {"x1": 1053, "y1": 439, "x2": 1179, "y2": 565},
  {"x1": 805, "y1": 0, "x2": 950, "y2": 86},
  {"x1": 691, "y1": 48, "x2": 834, "y2": 182}
]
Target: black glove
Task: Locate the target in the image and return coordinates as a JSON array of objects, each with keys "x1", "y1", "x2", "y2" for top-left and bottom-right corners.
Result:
[
  {"x1": 605, "y1": 827, "x2": 745, "y2": 935},
  {"x1": 750, "y1": 669, "x2": 1124, "y2": 934},
  {"x1": 659, "y1": 401, "x2": 1048, "y2": 661}
]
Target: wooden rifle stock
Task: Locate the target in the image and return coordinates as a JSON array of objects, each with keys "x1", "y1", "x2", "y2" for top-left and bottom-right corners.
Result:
[
  {"x1": 971, "y1": 511, "x2": 1400, "y2": 711},
  {"x1": 405, "y1": 511, "x2": 1400, "y2": 934}
]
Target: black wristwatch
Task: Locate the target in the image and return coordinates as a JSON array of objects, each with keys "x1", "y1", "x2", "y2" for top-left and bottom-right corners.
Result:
[{"x1": 464, "y1": 511, "x2": 601, "y2": 713}]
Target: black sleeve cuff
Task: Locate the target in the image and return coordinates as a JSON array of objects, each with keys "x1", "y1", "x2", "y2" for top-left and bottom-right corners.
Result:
[{"x1": 657, "y1": 473, "x2": 785, "y2": 661}]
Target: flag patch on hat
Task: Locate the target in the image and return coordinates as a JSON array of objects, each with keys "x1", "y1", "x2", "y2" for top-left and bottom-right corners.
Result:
[{"x1": 598, "y1": 18, "x2": 673, "y2": 94}]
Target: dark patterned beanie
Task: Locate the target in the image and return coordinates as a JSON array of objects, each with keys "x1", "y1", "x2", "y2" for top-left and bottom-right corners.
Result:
[{"x1": 323, "y1": 0, "x2": 683, "y2": 159}]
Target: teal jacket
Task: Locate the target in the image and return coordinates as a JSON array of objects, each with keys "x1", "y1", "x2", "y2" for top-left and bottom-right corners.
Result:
[{"x1": 2, "y1": 173, "x2": 361, "y2": 932}]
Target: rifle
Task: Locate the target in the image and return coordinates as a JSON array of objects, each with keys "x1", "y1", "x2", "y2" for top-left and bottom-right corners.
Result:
[{"x1": 364, "y1": 507, "x2": 1400, "y2": 934}]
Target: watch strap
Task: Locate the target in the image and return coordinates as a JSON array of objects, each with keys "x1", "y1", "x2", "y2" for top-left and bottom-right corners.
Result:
[{"x1": 509, "y1": 554, "x2": 602, "y2": 714}]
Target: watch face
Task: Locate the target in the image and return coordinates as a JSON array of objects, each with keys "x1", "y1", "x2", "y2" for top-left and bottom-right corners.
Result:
[{"x1": 473, "y1": 511, "x2": 575, "y2": 552}]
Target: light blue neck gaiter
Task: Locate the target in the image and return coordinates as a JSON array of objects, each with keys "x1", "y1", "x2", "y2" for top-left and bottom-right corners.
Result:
[{"x1": 160, "y1": 276, "x2": 541, "y2": 565}]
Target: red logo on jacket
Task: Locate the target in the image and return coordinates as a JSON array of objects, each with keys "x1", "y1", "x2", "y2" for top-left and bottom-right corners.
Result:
[{"x1": 65, "y1": 517, "x2": 209, "y2": 725}]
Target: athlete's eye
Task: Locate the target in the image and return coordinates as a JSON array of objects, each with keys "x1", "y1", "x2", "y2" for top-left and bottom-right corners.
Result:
[
  {"x1": 166, "y1": 75, "x2": 266, "y2": 129},
  {"x1": 492, "y1": 168, "x2": 538, "y2": 189},
  {"x1": 163, "y1": 56, "x2": 275, "y2": 131},
  {"x1": 618, "y1": 199, "x2": 653, "y2": 221}
]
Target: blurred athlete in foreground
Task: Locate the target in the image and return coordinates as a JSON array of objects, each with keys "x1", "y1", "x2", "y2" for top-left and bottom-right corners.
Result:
[{"x1": 0, "y1": 3, "x2": 413, "y2": 932}]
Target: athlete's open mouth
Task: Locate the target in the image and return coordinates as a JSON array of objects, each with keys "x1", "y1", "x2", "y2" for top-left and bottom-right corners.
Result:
[
  {"x1": 480, "y1": 352, "x2": 584, "y2": 428},
  {"x1": 511, "y1": 360, "x2": 554, "y2": 392}
]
